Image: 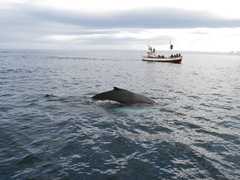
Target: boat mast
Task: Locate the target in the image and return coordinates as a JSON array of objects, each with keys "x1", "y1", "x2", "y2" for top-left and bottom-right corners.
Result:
[{"x1": 170, "y1": 41, "x2": 173, "y2": 50}]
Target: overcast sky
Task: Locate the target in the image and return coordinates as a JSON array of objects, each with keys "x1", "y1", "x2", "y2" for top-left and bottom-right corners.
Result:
[{"x1": 1, "y1": 0, "x2": 240, "y2": 51}]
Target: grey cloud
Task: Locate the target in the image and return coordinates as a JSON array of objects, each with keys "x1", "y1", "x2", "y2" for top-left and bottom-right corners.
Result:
[
  {"x1": 68, "y1": 35, "x2": 172, "y2": 45},
  {"x1": 2, "y1": 4, "x2": 240, "y2": 29},
  {"x1": 1, "y1": 4, "x2": 240, "y2": 40},
  {"x1": 1, "y1": 3, "x2": 240, "y2": 49},
  {"x1": 17, "y1": 4, "x2": 240, "y2": 28}
]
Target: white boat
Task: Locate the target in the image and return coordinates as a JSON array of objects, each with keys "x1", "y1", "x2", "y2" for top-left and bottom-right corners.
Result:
[{"x1": 142, "y1": 44, "x2": 182, "y2": 64}]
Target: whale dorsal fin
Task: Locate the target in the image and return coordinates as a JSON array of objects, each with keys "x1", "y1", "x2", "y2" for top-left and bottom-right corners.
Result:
[{"x1": 113, "y1": 87, "x2": 121, "y2": 91}]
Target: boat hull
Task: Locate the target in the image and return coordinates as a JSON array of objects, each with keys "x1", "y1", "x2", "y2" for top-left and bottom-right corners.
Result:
[{"x1": 142, "y1": 57, "x2": 182, "y2": 64}]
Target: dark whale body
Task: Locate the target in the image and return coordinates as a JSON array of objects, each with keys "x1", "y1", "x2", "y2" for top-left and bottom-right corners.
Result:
[{"x1": 92, "y1": 87, "x2": 155, "y2": 105}]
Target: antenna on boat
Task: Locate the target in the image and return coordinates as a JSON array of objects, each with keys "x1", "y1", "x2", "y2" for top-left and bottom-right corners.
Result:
[{"x1": 170, "y1": 41, "x2": 173, "y2": 50}]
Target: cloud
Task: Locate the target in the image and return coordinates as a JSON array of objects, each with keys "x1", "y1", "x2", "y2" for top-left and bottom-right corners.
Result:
[
  {"x1": 15, "y1": 4, "x2": 240, "y2": 28},
  {"x1": 2, "y1": 3, "x2": 240, "y2": 29},
  {"x1": 1, "y1": 3, "x2": 240, "y2": 50}
]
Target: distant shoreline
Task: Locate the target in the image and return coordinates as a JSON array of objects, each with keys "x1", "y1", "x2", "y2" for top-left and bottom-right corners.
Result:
[{"x1": 0, "y1": 48, "x2": 238, "y2": 55}]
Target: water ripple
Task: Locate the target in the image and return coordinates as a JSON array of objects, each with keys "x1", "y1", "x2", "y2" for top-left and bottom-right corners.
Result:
[{"x1": 1, "y1": 50, "x2": 240, "y2": 179}]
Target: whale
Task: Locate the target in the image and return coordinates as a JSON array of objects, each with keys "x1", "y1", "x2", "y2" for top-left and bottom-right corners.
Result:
[{"x1": 92, "y1": 87, "x2": 155, "y2": 105}]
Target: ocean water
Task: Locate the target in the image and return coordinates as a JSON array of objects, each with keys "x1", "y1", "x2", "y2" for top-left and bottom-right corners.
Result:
[{"x1": 0, "y1": 49, "x2": 240, "y2": 180}]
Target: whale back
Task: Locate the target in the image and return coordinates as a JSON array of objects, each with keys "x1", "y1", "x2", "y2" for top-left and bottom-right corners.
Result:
[{"x1": 92, "y1": 87, "x2": 154, "y2": 105}]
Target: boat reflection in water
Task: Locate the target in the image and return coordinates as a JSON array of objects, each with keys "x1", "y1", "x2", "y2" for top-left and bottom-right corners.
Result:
[{"x1": 142, "y1": 44, "x2": 182, "y2": 64}]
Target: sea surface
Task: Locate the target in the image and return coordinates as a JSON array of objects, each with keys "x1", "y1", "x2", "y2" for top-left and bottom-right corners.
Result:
[{"x1": 0, "y1": 49, "x2": 240, "y2": 180}]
